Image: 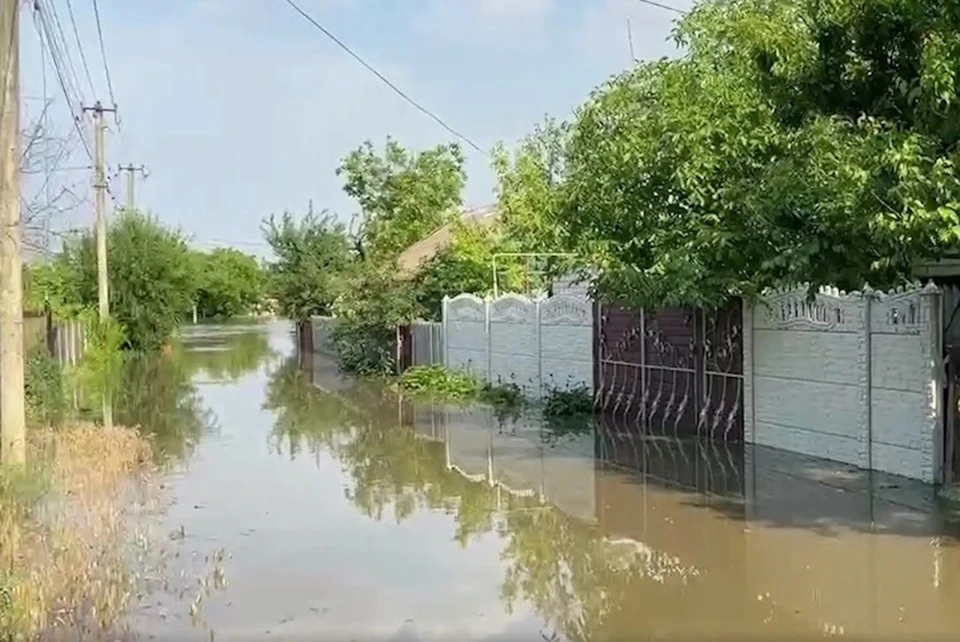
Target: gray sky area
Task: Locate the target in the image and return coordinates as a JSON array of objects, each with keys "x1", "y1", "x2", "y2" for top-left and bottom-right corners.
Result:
[{"x1": 21, "y1": 0, "x2": 696, "y2": 257}]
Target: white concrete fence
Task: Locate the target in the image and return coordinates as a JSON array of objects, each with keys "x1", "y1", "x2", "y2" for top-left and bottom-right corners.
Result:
[
  {"x1": 442, "y1": 293, "x2": 594, "y2": 399},
  {"x1": 744, "y1": 283, "x2": 944, "y2": 483}
]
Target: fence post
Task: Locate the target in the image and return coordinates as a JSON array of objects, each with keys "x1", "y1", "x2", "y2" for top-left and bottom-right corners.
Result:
[
  {"x1": 442, "y1": 296, "x2": 450, "y2": 371},
  {"x1": 535, "y1": 298, "x2": 543, "y2": 399},
  {"x1": 485, "y1": 297, "x2": 492, "y2": 382},
  {"x1": 742, "y1": 299, "x2": 754, "y2": 443},
  {"x1": 921, "y1": 283, "x2": 945, "y2": 484},
  {"x1": 861, "y1": 288, "x2": 874, "y2": 473}
]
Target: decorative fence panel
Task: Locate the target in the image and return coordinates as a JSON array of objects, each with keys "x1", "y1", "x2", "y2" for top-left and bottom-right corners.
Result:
[
  {"x1": 442, "y1": 293, "x2": 594, "y2": 399},
  {"x1": 444, "y1": 295, "x2": 488, "y2": 380},
  {"x1": 744, "y1": 284, "x2": 943, "y2": 483},
  {"x1": 594, "y1": 301, "x2": 744, "y2": 442}
]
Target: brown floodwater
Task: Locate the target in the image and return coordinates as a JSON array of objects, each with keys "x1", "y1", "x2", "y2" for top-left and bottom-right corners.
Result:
[{"x1": 126, "y1": 320, "x2": 960, "y2": 641}]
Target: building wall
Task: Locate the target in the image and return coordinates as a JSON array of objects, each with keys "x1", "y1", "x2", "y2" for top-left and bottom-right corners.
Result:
[
  {"x1": 443, "y1": 293, "x2": 594, "y2": 399},
  {"x1": 744, "y1": 284, "x2": 943, "y2": 483}
]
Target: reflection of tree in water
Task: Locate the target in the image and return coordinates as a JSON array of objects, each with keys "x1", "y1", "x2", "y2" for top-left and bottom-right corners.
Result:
[
  {"x1": 264, "y1": 357, "x2": 512, "y2": 543},
  {"x1": 262, "y1": 357, "x2": 362, "y2": 458},
  {"x1": 263, "y1": 358, "x2": 773, "y2": 640},
  {"x1": 180, "y1": 330, "x2": 275, "y2": 382},
  {"x1": 110, "y1": 350, "x2": 216, "y2": 462}
]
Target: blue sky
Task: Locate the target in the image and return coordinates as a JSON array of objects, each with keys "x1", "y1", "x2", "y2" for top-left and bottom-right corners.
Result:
[{"x1": 21, "y1": 0, "x2": 695, "y2": 257}]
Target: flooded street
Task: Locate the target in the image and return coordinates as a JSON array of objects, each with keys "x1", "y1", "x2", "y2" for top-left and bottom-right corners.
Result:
[{"x1": 130, "y1": 321, "x2": 960, "y2": 641}]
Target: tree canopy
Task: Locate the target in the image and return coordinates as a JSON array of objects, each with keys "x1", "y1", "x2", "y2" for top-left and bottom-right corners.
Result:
[
  {"x1": 62, "y1": 211, "x2": 196, "y2": 351},
  {"x1": 192, "y1": 248, "x2": 265, "y2": 319},
  {"x1": 338, "y1": 137, "x2": 466, "y2": 260},
  {"x1": 261, "y1": 210, "x2": 353, "y2": 322},
  {"x1": 558, "y1": 0, "x2": 960, "y2": 307}
]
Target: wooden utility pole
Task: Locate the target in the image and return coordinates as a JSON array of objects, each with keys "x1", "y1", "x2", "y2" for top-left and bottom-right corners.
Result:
[
  {"x1": 83, "y1": 101, "x2": 116, "y2": 429},
  {"x1": 117, "y1": 163, "x2": 146, "y2": 211},
  {"x1": 0, "y1": 0, "x2": 24, "y2": 465}
]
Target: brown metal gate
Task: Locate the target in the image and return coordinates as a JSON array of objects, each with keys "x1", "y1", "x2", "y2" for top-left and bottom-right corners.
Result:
[{"x1": 593, "y1": 300, "x2": 744, "y2": 442}]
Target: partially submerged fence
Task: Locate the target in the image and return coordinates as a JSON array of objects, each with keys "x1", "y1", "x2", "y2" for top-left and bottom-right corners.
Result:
[
  {"x1": 442, "y1": 293, "x2": 594, "y2": 399},
  {"x1": 593, "y1": 301, "x2": 745, "y2": 442},
  {"x1": 745, "y1": 283, "x2": 943, "y2": 483}
]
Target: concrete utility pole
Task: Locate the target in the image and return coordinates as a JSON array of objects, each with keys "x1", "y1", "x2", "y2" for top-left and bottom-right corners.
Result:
[
  {"x1": 117, "y1": 163, "x2": 147, "y2": 211},
  {"x1": 0, "y1": 0, "x2": 25, "y2": 465},
  {"x1": 83, "y1": 101, "x2": 116, "y2": 429}
]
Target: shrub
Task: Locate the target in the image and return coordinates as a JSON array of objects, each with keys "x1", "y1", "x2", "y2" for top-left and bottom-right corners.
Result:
[
  {"x1": 398, "y1": 365, "x2": 482, "y2": 400},
  {"x1": 542, "y1": 384, "x2": 594, "y2": 419},
  {"x1": 24, "y1": 348, "x2": 68, "y2": 428}
]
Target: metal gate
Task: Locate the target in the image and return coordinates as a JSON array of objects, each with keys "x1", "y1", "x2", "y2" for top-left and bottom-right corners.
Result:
[{"x1": 593, "y1": 301, "x2": 744, "y2": 442}]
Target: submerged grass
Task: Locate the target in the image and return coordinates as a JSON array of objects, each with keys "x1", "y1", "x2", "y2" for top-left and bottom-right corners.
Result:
[{"x1": 0, "y1": 423, "x2": 158, "y2": 641}]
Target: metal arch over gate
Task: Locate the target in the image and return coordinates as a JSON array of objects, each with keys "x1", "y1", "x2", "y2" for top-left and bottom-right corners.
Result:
[{"x1": 593, "y1": 300, "x2": 744, "y2": 442}]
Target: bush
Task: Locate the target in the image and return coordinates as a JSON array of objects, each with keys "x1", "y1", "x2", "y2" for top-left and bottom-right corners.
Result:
[
  {"x1": 63, "y1": 211, "x2": 196, "y2": 351},
  {"x1": 25, "y1": 349, "x2": 68, "y2": 428},
  {"x1": 330, "y1": 321, "x2": 397, "y2": 377},
  {"x1": 542, "y1": 384, "x2": 594, "y2": 419},
  {"x1": 398, "y1": 365, "x2": 482, "y2": 400}
]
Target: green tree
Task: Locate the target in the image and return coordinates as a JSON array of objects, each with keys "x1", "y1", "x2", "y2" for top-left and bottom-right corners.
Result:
[
  {"x1": 493, "y1": 118, "x2": 570, "y2": 255},
  {"x1": 330, "y1": 261, "x2": 423, "y2": 375},
  {"x1": 338, "y1": 138, "x2": 466, "y2": 260},
  {"x1": 261, "y1": 211, "x2": 352, "y2": 322},
  {"x1": 193, "y1": 248, "x2": 265, "y2": 319},
  {"x1": 559, "y1": 0, "x2": 960, "y2": 308},
  {"x1": 24, "y1": 257, "x2": 84, "y2": 317},
  {"x1": 63, "y1": 211, "x2": 196, "y2": 351}
]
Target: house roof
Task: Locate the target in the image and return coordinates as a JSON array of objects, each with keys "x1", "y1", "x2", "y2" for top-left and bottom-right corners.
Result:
[{"x1": 395, "y1": 205, "x2": 499, "y2": 279}]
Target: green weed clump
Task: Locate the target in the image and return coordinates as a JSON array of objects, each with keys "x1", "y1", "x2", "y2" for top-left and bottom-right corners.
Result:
[
  {"x1": 542, "y1": 384, "x2": 594, "y2": 419},
  {"x1": 398, "y1": 365, "x2": 482, "y2": 400},
  {"x1": 398, "y1": 366, "x2": 526, "y2": 417}
]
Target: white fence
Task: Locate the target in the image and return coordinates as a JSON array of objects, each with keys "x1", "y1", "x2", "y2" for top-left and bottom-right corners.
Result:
[
  {"x1": 744, "y1": 283, "x2": 943, "y2": 483},
  {"x1": 52, "y1": 319, "x2": 89, "y2": 366},
  {"x1": 442, "y1": 293, "x2": 593, "y2": 399},
  {"x1": 410, "y1": 320, "x2": 443, "y2": 367}
]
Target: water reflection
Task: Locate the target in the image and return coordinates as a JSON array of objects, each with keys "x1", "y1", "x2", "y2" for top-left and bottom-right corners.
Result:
[
  {"x1": 179, "y1": 323, "x2": 275, "y2": 382},
  {"x1": 85, "y1": 323, "x2": 275, "y2": 462},
  {"x1": 257, "y1": 351, "x2": 960, "y2": 640}
]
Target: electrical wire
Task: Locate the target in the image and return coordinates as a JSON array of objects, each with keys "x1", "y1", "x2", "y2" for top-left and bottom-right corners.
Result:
[
  {"x1": 42, "y1": 0, "x2": 88, "y2": 104},
  {"x1": 91, "y1": 0, "x2": 118, "y2": 110},
  {"x1": 64, "y1": 0, "x2": 97, "y2": 97},
  {"x1": 634, "y1": 0, "x2": 687, "y2": 15},
  {"x1": 282, "y1": 0, "x2": 484, "y2": 154},
  {"x1": 33, "y1": 1, "x2": 94, "y2": 161}
]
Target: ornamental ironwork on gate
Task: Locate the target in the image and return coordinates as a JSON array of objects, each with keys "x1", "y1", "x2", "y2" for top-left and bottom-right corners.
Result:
[{"x1": 593, "y1": 301, "x2": 744, "y2": 442}]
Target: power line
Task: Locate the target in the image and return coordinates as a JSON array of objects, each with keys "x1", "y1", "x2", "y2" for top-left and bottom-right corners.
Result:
[
  {"x1": 282, "y1": 0, "x2": 484, "y2": 154},
  {"x1": 32, "y1": 2, "x2": 94, "y2": 161},
  {"x1": 64, "y1": 0, "x2": 96, "y2": 96},
  {"x1": 91, "y1": 0, "x2": 118, "y2": 111},
  {"x1": 41, "y1": 0, "x2": 87, "y2": 104},
  {"x1": 634, "y1": 0, "x2": 687, "y2": 15}
]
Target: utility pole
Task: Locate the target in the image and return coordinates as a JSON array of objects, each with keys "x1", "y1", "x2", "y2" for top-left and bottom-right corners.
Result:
[
  {"x1": 82, "y1": 101, "x2": 116, "y2": 429},
  {"x1": 0, "y1": 0, "x2": 24, "y2": 465},
  {"x1": 117, "y1": 163, "x2": 147, "y2": 211}
]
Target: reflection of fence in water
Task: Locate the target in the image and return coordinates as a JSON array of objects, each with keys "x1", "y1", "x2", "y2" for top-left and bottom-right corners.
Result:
[
  {"x1": 402, "y1": 399, "x2": 598, "y2": 522},
  {"x1": 593, "y1": 414, "x2": 744, "y2": 499}
]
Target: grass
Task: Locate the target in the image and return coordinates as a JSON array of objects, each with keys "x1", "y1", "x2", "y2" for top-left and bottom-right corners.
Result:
[{"x1": 0, "y1": 422, "x2": 158, "y2": 640}]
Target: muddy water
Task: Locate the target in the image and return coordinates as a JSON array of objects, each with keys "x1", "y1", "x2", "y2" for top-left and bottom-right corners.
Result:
[{"x1": 128, "y1": 321, "x2": 960, "y2": 641}]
